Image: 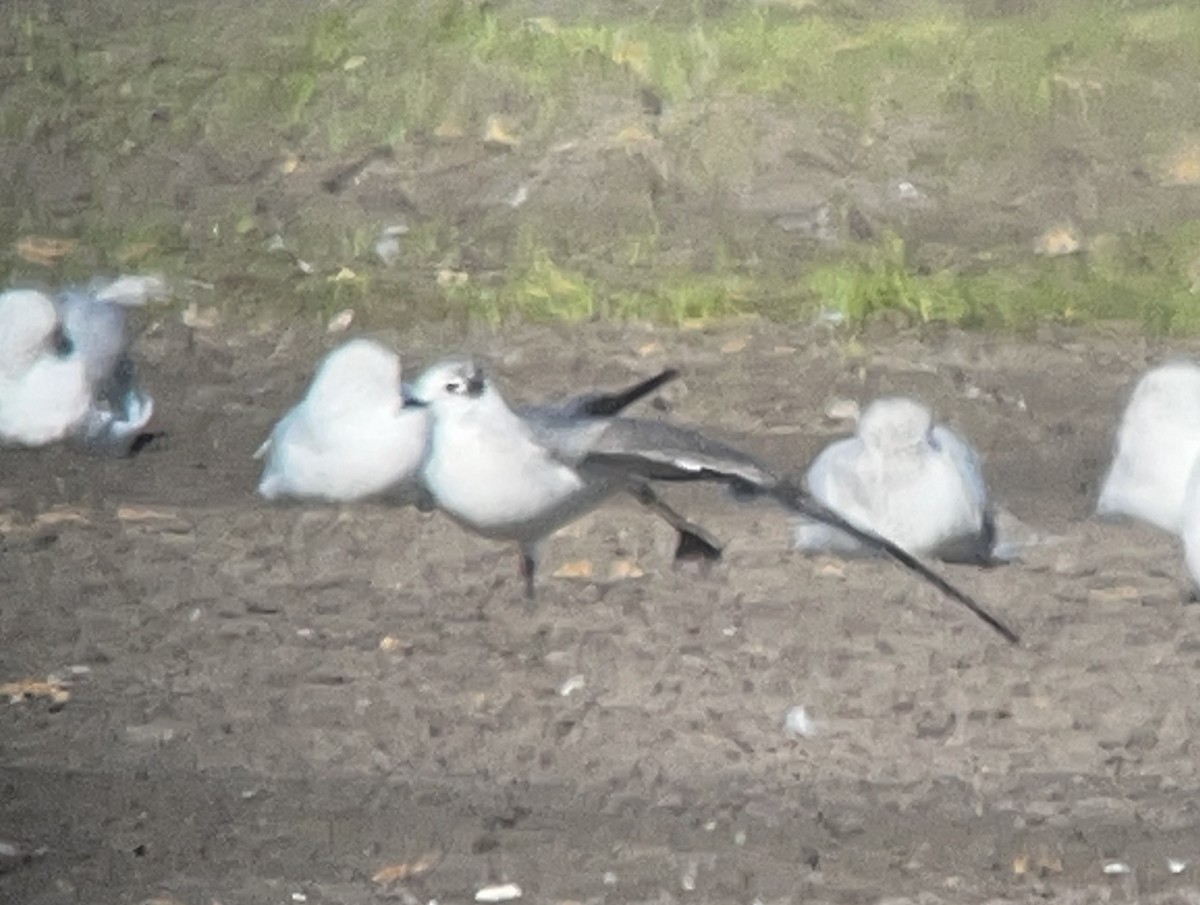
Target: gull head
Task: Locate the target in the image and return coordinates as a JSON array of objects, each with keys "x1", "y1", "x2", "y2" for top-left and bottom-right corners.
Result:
[
  {"x1": 305, "y1": 338, "x2": 404, "y2": 418},
  {"x1": 409, "y1": 357, "x2": 488, "y2": 408},
  {"x1": 857, "y1": 396, "x2": 936, "y2": 454},
  {"x1": 0, "y1": 289, "x2": 72, "y2": 376}
]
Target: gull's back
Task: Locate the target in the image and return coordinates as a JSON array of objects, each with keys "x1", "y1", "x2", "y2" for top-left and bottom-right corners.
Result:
[
  {"x1": 56, "y1": 289, "x2": 128, "y2": 388},
  {"x1": 1097, "y1": 360, "x2": 1200, "y2": 533},
  {"x1": 795, "y1": 397, "x2": 990, "y2": 559},
  {"x1": 257, "y1": 339, "x2": 427, "y2": 502}
]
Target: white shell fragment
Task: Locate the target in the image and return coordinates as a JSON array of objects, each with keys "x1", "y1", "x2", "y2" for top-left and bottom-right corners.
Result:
[
  {"x1": 679, "y1": 858, "x2": 698, "y2": 891},
  {"x1": 93, "y1": 274, "x2": 170, "y2": 306},
  {"x1": 326, "y1": 308, "x2": 355, "y2": 333},
  {"x1": 557, "y1": 674, "x2": 586, "y2": 697},
  {"x1": 475, "y1": 882, "x2": 522, "y2": 903},
  {"x1": 374, "y1": 223, "x2": 409, "y2": 266},
  {"x1": 1102, "y1": 861, "x2": 1131, "y2": 875},
  {"x1": 823, "y1": 397, "x2": 860, "y2": 422},
  {"x1": 1168, "y1": 858, "x2": 1187, "y2": 874},
  {"x1": 785, "y1": 705, "x2": 817, "y2": 738}
]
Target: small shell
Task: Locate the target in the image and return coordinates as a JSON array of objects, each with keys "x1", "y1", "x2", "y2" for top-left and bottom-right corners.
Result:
[
  {"x1": 326, "y1": 308, "x2": 355, "y2": 333},
  {"x1": 475, "y1": 882, "x2": 522, "y2": 903},
  {"x1": 824, "y1": 398, "x2": 860, "y2": 422},
  {"x1": 785, "y1": 706, "x2": 817, "y2": 738},
  {"x1": 557, "y1": 675, "x2": 586, "y2": 697}
]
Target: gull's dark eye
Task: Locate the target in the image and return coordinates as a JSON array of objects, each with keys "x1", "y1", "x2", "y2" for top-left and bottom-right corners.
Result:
[{"x1": 445, "y1": 380, "x2": 461, "y2": 394}]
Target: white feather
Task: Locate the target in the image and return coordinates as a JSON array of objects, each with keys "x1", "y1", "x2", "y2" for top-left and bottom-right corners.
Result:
[{"x1": 1097, "y1": 360, "x2": 1200, "y2": 534}]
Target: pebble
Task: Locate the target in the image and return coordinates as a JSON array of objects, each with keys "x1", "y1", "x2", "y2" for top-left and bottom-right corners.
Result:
[
  {"x1": 785, "y1": 705, "x2": 817, "y2": 738},
  {"x1": 475, "y1": 882, "x2": 522, "y2": 903},
  {"x1": 557, "y1": 675, "x2": 586, "y2": 697}
]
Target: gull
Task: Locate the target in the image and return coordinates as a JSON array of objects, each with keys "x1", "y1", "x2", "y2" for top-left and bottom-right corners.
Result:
[
  {"x1": 1097, "y1": 359, "x2": 1200, "y2": 534},
  {"x1": 255, "y1": 338, "x2": 430, "y2": 503},
  {"x1": 411, "y1": 358, "x2": 1020, "y2": 644},
  {"x1": 791, "y1": 396, "x2": 999, "y2": 565},
  {"x1": 0, "y1": 279, "x2": 158, "y2": 453}
]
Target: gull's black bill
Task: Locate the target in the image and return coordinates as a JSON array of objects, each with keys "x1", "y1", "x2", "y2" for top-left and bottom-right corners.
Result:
[{"x1": 401, "y1": 383, "x2": 428, "y2": 408}]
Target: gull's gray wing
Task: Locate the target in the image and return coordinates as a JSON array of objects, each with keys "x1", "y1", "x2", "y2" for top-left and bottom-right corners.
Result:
[
  {"x1": 928, "y1": 424, "x2": 999, "y2": 566},
  {"x1": 56, "y1": 289, "x2": 128, "y2": 387},
  {"x1": 556, "y1": 415, "x2": 1021, "y2": 645},
  {"x1": 577, "y1": 416, "x2": 780, "y2": 492},
  {"x1": 514, "y1": 406, "x2": 727, "y2": 565}
]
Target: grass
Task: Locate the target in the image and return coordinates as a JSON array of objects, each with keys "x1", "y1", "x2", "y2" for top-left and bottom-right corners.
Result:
[
  {"x1": 4, "y1": 0, "x2": 1200, "y2": 333},
  {"x1": 806, "y1": 222, "x2": 1200, "y2": 335}
]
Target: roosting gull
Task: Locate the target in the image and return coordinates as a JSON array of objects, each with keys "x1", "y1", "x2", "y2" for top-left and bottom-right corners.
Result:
[
  {"x1": 791, "y1": 396, "x2": 1001, "y2": 565},
  {"x1": 410, "y1": 358, "x2": 1020, "y2": 644},
  {"x1": 1096, "y1": 359, "x2": 1200, "y2": 534},
  {"x1": 255, "y1": 338, "x2": 430, "y2": 503},
  {"x1": 0, "y1": 278, "x2": 159, "y2": 453}
]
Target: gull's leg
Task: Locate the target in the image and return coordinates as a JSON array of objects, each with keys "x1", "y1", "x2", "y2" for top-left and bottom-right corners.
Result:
[
  {"x1": 518, "y1": 543, "x2": 539, "y2": 599},
  {"x1": 627, "y1": 483, "x2": 723, "y2": 563}
]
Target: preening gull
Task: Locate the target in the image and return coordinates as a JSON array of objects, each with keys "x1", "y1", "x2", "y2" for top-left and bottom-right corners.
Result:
[
  {"x1": 255, "y1": 338, "x2": 429, "y2": 503},
  {"x1": 0, "y1": 278, "x2": 159, "y2": 453}
]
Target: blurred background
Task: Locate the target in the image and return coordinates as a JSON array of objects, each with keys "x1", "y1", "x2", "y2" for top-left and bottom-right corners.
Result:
[{"x1": 3, "y1": 0, "x2": 1200, "y2": 333}]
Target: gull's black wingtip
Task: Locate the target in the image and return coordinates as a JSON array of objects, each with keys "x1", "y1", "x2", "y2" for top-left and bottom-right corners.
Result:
[
  {"x1": 774, "y1": 481, "x2": 1021, "y2": 646},
  {"x1": 576, "y1": 367, "x2": 683, "y2": 417}
]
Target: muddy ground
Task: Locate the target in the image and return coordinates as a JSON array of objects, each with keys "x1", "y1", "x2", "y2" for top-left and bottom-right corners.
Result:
[
  {"x1": 4, "y1": 319, "x2": 1200, "y2": 904},
  {"x1": 6, "y1": 1, "x2": 1200, "y2": 899}
]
